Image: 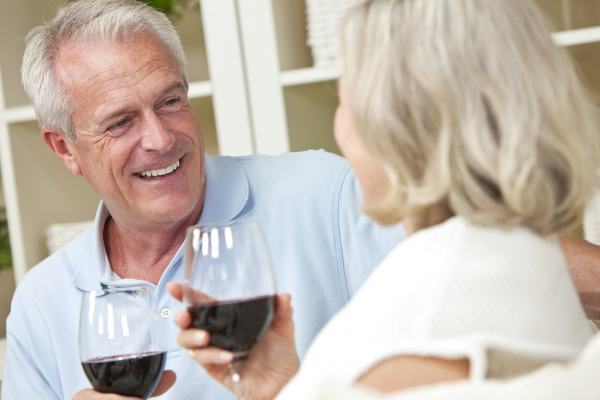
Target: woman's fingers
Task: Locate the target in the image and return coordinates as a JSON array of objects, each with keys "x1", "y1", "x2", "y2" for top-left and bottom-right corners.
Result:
[
  {"x1": 271, "y1": 293, "x2": 295, "y2": 338},
  {"x1": 275, "y1": 293, "x2": 293, "y2": 321},
  {"x1": 177, "y1": 328, "x2": 211, "y2": 349},
  {"x1": 166, "y1": 282, "x2": 184, "y2": 301},
  {"x1": 150, "y1": 370, "x2": 177, "y2": 397},
  {"x1": 176, "y1": 328, "x2": 233, "y2": 363},
  {"x1": 167, "y1": 282, "x2": 217, "y2": 305},
  {"x1": 190, "y1": 347, "x2": 234, "y2": 365},
  {"x1": 173, "y1": 310, "x2": 191, "y2": 329}
]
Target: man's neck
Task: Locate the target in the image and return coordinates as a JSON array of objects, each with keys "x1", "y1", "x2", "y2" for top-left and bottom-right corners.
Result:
[{"x1": 103, "y1": 202, "x2": 203, "y2": 285}]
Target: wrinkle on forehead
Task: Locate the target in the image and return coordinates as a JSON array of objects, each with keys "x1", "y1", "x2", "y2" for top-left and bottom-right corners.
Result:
[
  {"x1": 86, "y1": 58, "x2": 171, "y2": 97},
  {"x1": 86, "y1": 59, "x2": 163, "y2": 89},
  {"x1": 55, "y1": 32, "x2": 179, "y2": 98}
]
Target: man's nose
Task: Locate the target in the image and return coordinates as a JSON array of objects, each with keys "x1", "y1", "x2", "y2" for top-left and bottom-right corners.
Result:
[{"x1": 140, "y1": 112, "x2": 175, "y2": 153}]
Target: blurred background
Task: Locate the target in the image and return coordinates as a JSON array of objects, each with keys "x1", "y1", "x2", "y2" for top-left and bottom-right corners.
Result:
[{"x1": 0, "y1": 0, "x2": 598, "y2": 364}]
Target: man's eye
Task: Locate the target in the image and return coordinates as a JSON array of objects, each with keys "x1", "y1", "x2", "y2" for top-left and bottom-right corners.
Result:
[
  {"x1": 111, "y1": 119, "x2": 129, "y2": 129},
  {"x1": 164, "y1": 98, "x2": 179, "y2": 107}
]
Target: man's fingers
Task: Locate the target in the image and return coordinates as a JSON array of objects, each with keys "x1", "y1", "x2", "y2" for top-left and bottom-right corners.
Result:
[
  {"x1": 191, "y1": 347, "x2": 234, "y2": 365},
  {"x1": 166, "y1": 282, "x2": 184, "y2": 301},
  {"x1": 150, "y1": 370, "x2": 176, "y2": 397},
  {"x1": 177, "y1": 328, "x2": 211, "y2": 349}
]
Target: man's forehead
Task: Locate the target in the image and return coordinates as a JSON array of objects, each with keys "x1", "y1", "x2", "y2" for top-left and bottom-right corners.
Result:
[{"x1": 55, "y1": 33, "x2": 177, "y2": 88}]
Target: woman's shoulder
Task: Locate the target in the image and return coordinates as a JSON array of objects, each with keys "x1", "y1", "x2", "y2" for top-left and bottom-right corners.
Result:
[
  {"x1": 290, "y1": 217, "x2": 590, "y2": 392},
  {"x1": 352, "y1": 215, "x2": 589, "y2": 357}
]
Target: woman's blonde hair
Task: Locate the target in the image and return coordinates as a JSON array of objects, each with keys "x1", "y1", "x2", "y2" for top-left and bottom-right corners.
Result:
[{"x1": 340, "y1": 0, "x2": 600, "y2": 235}]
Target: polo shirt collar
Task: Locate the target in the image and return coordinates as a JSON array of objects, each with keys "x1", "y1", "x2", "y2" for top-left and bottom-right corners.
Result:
[
  {"x1": 200, "y1": 154, "x2": 249, "y2": 224},
  {"x1": 72, "y1": 154, "x2": 249, "y2": 292}
]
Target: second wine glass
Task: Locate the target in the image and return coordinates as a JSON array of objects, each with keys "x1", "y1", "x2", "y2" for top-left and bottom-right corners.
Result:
[
  {"x1": 183, "y1": 221, "x2": 277, "y2": 400},
  {"x1": 79, "y1": 285, "x2": 167, "y2": 399}
]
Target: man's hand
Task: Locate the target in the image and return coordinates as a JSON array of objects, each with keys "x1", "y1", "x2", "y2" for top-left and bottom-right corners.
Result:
[
  {"x1": 73, "y1": 370, "x2": 176, "y2": 399},
  {"x1": 167, "y1": 282, "x2": 300, "y2": 400},
  {"x1": 560, "y1": 235, "x2": 600, "y2": 319}
]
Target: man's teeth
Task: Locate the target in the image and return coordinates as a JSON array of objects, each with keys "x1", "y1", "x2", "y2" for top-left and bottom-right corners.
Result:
[{"x1": 139, "y1": 159, "x2": 180, "y2": 177}]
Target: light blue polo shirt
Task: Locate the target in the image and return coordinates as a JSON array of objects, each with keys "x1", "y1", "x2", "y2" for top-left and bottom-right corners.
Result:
[{"x1": 2, "y1": 151, "x2": 405, "y2": 399}]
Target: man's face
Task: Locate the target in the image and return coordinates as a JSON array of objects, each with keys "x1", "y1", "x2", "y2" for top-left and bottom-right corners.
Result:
[{"x1": 54, "y1": 32, "x2": 205, "y2": 227}]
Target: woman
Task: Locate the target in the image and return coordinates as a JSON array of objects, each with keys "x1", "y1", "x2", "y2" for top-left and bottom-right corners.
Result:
[{"x1": 170, "y1": 0, "x2": 600, "y2": 398}]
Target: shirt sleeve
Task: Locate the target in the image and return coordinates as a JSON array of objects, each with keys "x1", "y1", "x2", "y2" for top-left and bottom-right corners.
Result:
[
  {"x1": 2, "y1": 315, "x2": 62, "y2": 400},
  {"x1": 335, "y1": 168, "x2": 406, "y2": 299}
]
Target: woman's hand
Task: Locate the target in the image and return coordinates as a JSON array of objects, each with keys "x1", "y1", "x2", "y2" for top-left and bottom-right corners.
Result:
[{"x1": 167, "y1": 282, "x2": 300, "y2": 400}]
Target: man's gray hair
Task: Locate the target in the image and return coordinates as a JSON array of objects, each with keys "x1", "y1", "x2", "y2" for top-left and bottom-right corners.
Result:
[{"x1": 21, "y1": 0, "x2": 188, "y2": 142}]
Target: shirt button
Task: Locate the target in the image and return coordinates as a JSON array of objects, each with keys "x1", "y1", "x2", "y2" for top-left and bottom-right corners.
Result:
[{"x1": 160, "y1": 308, "x2": 171, "y2": 319}]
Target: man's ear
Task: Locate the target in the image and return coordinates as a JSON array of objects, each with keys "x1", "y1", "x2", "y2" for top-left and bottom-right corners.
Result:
[{"x1": 41, "y1": 128, "x2": 83, "y2": 176}]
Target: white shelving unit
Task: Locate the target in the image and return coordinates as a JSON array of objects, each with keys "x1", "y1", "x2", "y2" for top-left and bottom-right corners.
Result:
[
  {"x1": 273, "y1": 25, "x2": 600, "y2": 81},
  {"x1": 1, "y1": 0, "x2": 599, "y2": 284},
  {"x1": 237, "y1": 0, "x2": 600, "y2": 157}
]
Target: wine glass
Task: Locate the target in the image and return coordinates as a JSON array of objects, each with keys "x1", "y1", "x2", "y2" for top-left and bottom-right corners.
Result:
[
  {"x1": 79, "y1": 285, "x2": 168, "y2": 399},
  {"x1": 183, "y1": 221, "x2": 277, "y2": 400}
]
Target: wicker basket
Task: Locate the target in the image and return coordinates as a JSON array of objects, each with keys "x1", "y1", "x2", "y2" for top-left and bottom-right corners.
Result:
[
  {"x1": 305, "y1": 0, "x2": 356, "y2": 67},
  {"x1": 45, "y1": 221, "x2": 94, "y2": 255}
]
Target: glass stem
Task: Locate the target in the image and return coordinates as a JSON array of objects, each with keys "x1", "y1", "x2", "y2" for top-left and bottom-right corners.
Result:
[{"x1": 229, "y1": 358, "x2": 247, "y2": 400}]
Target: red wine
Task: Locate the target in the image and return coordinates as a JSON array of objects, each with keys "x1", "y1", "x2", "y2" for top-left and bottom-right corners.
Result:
[
  {"x1": 81, "y1": 351, "x2": 167, "y2": 399},
  {"x1": 188, "y1": 295, "x2": 275, "y2": 354}
]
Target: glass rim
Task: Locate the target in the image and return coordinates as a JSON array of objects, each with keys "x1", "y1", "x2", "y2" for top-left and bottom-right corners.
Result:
[{"x1": 87, "y1": 284, "x2": 154, "y2": 295}]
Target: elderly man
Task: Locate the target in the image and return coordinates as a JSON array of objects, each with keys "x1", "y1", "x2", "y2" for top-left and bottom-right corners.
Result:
[
  {"x1": 2, "y1": 0, "x2": 600, "y2": 399},
  {"x1": 2, "y1": 1, "x2": 405, "y2": 399}
]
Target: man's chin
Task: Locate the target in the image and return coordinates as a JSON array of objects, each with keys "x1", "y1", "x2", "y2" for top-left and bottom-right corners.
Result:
[
  {"x1": 149, "y1": 209, "x2": 198, "y2": 225},
  {"x1": 132, "y1": 200, "x2": 200, "y2": 226}
]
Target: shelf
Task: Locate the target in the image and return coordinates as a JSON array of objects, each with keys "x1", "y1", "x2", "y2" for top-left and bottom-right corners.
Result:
[
  {"x1": 552, "y1": 26, "x2": 600, "y2": 47},
  {"x1": 188, "y1": 80, "x2": 212, "y2": 99},
  {"x1": 280, "y1": 66, "x2": 341, "y2": 87},
  {"x1": 1, "y1": 105, "x2": 36, "y2": 124}
]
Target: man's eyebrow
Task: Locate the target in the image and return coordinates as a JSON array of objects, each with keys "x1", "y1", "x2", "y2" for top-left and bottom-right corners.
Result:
[
  {"x1": 159, "y1": 81, "x2": 186, "y2": 98},
  {"x1": 98, "y1": 81, "x2": 186, "y2": 127}
]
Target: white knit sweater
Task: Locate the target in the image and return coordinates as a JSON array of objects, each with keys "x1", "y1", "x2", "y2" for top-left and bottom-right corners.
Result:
[{"x1": 277, "y1": 217, "x2": 592, "y2": 400}]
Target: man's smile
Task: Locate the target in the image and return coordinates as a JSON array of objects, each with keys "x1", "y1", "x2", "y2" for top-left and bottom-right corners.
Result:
[{"x1": 135, "y1": 157, "x2": 182, "y2": 179}]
